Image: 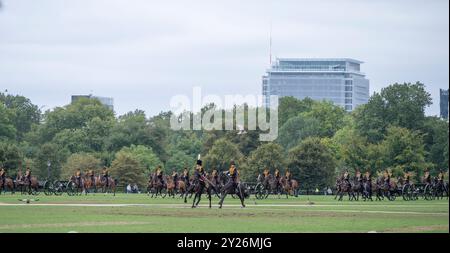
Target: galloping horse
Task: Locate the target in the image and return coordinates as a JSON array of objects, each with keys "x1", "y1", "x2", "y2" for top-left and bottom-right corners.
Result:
[
  {"x1": 83, "y1": 174, "x2": 97, "y2": 194},
  {"x1": 261, "y1": 170, "x2": 283, "y2": 196},
  {"x1": 0, "y1": 177, "x2": 15, "y2": 194},
  {"x1": 69, "y1": 175, "x2": 85, "y2": 194},
  {"x1": 167, "y1": 175, "x2": 186, "y2": 198},
  {"x1": 95, "y1": 175, "x2": 116, "y2": 196},
  {"x1": 349, "y1": 173, "x2": 364, "y2": 201},
  {"x1": 279, "y1": 176, "x2": 299, "y2": 198},
  {"x1": 335, "y1": 177, "x2": 355, "y2": 201},
  {"x1": 147, "y1": 173, "x2": 165, "y2": 198},
  {"x1": 361, "y1": 176, "x2": 373, "y2": 201}
]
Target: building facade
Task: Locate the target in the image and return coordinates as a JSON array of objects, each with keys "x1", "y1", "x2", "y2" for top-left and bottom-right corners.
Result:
[
  {"x1": 262, "y1": 58, "x2": 370, "y2": 111},
  {"x1": 71, "y1": 94, "x2": 114, "y2": 111},
  {"x1": 440, "y1": 88, "x2": 449, "y2": 120}
]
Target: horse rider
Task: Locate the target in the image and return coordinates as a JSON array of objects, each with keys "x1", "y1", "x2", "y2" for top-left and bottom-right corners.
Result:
[
  {"x1": 102, "y1": 166, "x2": 109, "y2": 187},
  {"x1": 25, "y1": 167, "x2": 32, "y2": 188},
  {"x1": 423, "y1": 169, "x2": 432, "y2": 185},
  {"x1": 403, "y1": 171, "x2": 411, "y2": 185},
  {"x1": 438, "y1": 170, "x2": 445, "y2": 183},
  {"x1": 172, "y1": 170, "x2": 179, "y2": 189},
  {"x1": 193, "y1": 159, "x2": 206, "y2": 190},
  {"x1": 156, "y1": 167, "x2": 165, "y2": 187},
  {"x1": 274, "y1": 168, "x2": 282, "y2": 191},
  {"x1": 285, "y1": 169, "x2": 293, "y2": 188},
  {"x1": 343, "y1": 170, "x2": 351, "y2": 187},
  {"x1": 181, "y1": 167, "x2": 190, "y2": 187},
  {"x1": 218, "y1": 160, "x2": 241, "y2": 208},
  {"x1": 16, "y1": 168, "x2": 24, "y2": 184},
  {"x1": 88, "y1": 169, "x2": 96, "y2": 185},
  {"x1": 383, "y1": 170, "x2": 391, "y2": 189},
  {"x1": 75, "y1": 169, "x2": 83, "y2": 187},
  {"x1": 0, "y1": 167, "x2": 6, "y2": 191},
  {"x1": 364, "y1": 171, "x2": 371, "y2": 182}
]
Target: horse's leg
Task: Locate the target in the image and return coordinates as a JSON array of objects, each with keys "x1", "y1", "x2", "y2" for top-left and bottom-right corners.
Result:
[
  {"x1": 207, "y1": 189, "x2": 212, "y2": 208},
  {"x1": 192, "y1": 192, "x2": 198, "y2": 208}
]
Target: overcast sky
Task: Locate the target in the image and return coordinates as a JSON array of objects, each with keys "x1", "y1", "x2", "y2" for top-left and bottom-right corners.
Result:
[{"x1": 0, "y1": 0, "x2": 448, "y2": 117}]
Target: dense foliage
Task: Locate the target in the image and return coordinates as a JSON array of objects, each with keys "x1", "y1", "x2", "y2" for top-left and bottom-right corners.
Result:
[{"x1": 0, "y1": 82, "x2": 448, "y2": 189}]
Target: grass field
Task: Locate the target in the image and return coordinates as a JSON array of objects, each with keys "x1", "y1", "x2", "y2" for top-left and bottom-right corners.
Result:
[{"x1": 0, "y1": 193, "x2": 448, "y2": 233}]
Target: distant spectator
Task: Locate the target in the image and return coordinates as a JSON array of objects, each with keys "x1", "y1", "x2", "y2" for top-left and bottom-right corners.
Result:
[
  {"x1": 126, "y1": 184, "x2": 132, "y2": 194},
  {"x1": 327, "y1": 187, "x2": 332, "y2": 195}
]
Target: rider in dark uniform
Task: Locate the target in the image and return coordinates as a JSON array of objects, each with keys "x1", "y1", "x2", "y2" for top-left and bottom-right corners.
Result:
[
  {"x1": 285, "y1": 169, "x2": 293, "y2": 188},
  {"x1": 383, "y1": 170, "x2": 391, "y2": 189},
  {"x1": 75, "y1": 169, "x2": 82, "y2": 188},
  {"x1": 156, "y1": 167, "x2": 165, "y2": 188},
  {"x1": 274, "y1": 168, "x2": 281, "y2": 191},
  {"x1": 172, "y1": 170, "x2": 179, "y2": 189},
  {"x1": 88, "y1": 169, "x2": 96, "y2": 185},
  {"x1": 102, "y1": 167, "x2": 109, "y2": 187},
  {"x1": 438, "y1": 170, "x2": 445, "y2": 183},
  {"x1": 218, "y1": 160, "x2": 242, "y2": 208},
  {"x1": 190, "y1": 158, "x2": 206, "y2": 208},
  {"x1": 182, "y1": 167, "x2": 190, "y2": 187},
  {"x1": 423, "y1": 169, "x2": 431, "y2": 185},
  {"x1": 0, "y1": 167, "x2": 6, "y2": 191},
  {"x1": 343, "y1": 170, "x2": 350, "y2": 187},
  {"x1": 25, "y1": 167, "x2": 32, "y2": 188}
]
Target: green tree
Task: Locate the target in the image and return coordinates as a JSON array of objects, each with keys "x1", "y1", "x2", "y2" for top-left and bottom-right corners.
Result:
[
  {"x1": 0, "y1": 92, "x2": 41, "y2": 141},
  {"x1": 243, "y1": 142, "x2": 285, "y2": 181},
  {"x1": 379, "y1": 126, "x2": 430, "y2": 177},
  {"x1": 40, "y1": 98, "x2": 114, "y2": 142},
  {"x1": 110, "y1": 151, "x2": 145, "y2": 187},
  {"x1": 332, "y1": 126, "x2": 370, "y2": 171},
  {"x1": 354, "y1": 82, "x2": 432, "y2": 143},
  {"x1": 203, "y1": 138, "x2": 243, "y2": 171},
  {"x1": 287, "y1": 137, "x2": 336, "y2": 190},
  {"x1": 0, "y1": 142, "x2": 22, "y2": 172},
  {"x1": 35, "y1": 143, "x2": 68, "y2": 179},
  {"x1": 118, "y1": 145, "x2": 162, "y2": 176},
  {"x1": 421, "y1": 116, "x2": 449, "y2": 170},
  {"x1": 301, "y1": 101, "x2": 347, "y2": 137},
  {"x1": 0, "y1": 103, "x2": 16, "y2": 140},
  {"x1": 60, "y1": 153, "x2": 102, "y2": 180},
  {"x1": 165, "y1": 150, "x2": 194, "y2": 172},
  {"x1": 277, "y1": 115, "x2": 321, "y2": 150},
  {"x1": 278, "y1": 96, "x2": 315, "y2": 126}
]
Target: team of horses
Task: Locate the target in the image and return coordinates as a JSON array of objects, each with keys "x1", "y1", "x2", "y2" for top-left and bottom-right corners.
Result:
[
  {"x1": 0, "y1": 175, "x2": 39, "y2": 195},
  {"x1": 255, "y1": 171, "x2": 299, "y2": 198},
  {"x1": 335, "y1": 173, "x2": 449, "y2": 201},
  {"x1": 147, "y1": 170, "x2": 249, "y2": 208},
  {"x1": 0, "y1": 173, "x2": 116, "y2": 196}
]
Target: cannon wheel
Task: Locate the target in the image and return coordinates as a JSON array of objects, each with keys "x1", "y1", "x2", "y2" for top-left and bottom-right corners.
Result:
[
  {"x1": 254, "y1": 183, "x2": 264, "y2": 200},
  {"x1": 402, "y1": 184, "x2": 411, "y2": 201},
  {"x1": 66, "y1": 181, "x2": 76, "y2": 196},
  {"x1": 43, "y1": 181, "x2": 53, "y2": 196},
  {"x1": 423, "y1": 184, "x2": 433, "y2": 200},
  {"x1": 160, "y1": 188, "x2": 167, "y2": 198},
  {"x1": 53, "y1": 181, "x2": 65, "y2": 196}
]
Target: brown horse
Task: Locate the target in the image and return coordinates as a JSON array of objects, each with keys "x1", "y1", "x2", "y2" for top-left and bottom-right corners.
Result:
[
  {"x1": 280, "y1": 177, "x2": 299, "y2": 198},
  {"x1": 24, "y1": 176, "x2": 39, "y2": 195},
  {"x1": 95, "y1": 175, "x2": 116, "y2": 196},
  {"x1": 167, "y1": 176, "x2": 186, "y2": 198},
  {"x1": 83, "y1": 175, "x2": 97, "y2": 194},
  {"x1": 0, "y1": 177, "x2": 15, "y2": 194}
]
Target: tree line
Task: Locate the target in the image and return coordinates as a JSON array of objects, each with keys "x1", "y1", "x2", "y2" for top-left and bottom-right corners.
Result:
[{"x1": 0, "y1": 82, "x2": 448, "y2": 189}]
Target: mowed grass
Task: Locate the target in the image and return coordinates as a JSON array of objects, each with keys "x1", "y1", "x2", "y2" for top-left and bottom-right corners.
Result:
[{"x1": 0, "y1": 193, "x2": 448, "y2": 233}]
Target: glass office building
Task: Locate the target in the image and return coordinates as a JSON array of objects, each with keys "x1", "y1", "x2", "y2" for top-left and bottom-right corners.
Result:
[
  {"x1": 262, "y1": 58, "x2": 370, "y2": 111},
  {"x1": 440, "y1": 89, "x2": 449, "y2": 120}
]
